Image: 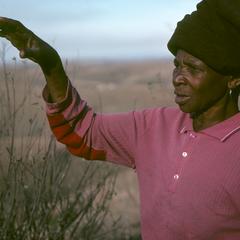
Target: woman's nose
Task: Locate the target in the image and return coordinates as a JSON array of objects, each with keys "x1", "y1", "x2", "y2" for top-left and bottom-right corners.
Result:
[{"x1": 172, "y1": 68, "x2": 187, "y2": 87}]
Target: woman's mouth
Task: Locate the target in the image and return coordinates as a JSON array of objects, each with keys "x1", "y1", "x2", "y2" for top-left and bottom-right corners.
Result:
[{"x1": 174, "y1": 92, "x2": 191, "y2": 105}]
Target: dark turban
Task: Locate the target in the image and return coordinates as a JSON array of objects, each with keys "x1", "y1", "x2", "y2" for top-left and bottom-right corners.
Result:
[{"x1": 167, "y1": 0, "x2": 240, "y2": 76}]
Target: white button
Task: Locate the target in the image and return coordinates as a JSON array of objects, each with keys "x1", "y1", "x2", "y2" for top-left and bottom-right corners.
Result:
[
  {"x1": 190, "y1": 133, "x2": 195, "y2": 138},
  {"x1": 173, "y1": 174, "x2": 179, "y2": 180},
  {"x1": 182, "y1": 152, "x2": 188, "y2": 157}
]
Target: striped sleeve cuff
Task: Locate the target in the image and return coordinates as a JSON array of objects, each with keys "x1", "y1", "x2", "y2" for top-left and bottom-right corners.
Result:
[{"x1": 42, "y1": 79, "x2": 73, "y2": 114}]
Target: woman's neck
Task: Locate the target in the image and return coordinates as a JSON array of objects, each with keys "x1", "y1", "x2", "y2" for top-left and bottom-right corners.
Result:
[{"x1": 191, "y1": 95, "x2": 239, "y2": 132}]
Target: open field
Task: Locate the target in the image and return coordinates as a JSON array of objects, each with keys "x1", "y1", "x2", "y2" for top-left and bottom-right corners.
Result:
[{"x1": 0, "y1": 58, "x2": 175, "y2": 238}]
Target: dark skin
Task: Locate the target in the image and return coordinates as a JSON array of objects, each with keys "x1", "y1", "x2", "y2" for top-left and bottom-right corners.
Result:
[
  {"x1": 0, "y1": 17, "x2": 240, "y2": 132},
  {"x1": 173, "y1": 50, "x2": 240, "y2": 131},
  {"x1": 0, "y1": 17, "x2": 68, "y2": 102}
]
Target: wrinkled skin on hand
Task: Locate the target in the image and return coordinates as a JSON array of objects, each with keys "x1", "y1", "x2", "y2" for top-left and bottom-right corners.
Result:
[{"x1": 0, "y1": 17, "x2": 61, "y2": 74}]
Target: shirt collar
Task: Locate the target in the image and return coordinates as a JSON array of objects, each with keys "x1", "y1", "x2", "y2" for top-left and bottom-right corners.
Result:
[{"x1": 180, "y1": 112, "x2": 240, "y2": 142}]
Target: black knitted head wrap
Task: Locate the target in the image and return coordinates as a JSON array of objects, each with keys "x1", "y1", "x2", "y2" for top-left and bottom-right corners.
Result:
[{"x1": 167, "y1": 0, "x2": 240, "y2": 76}]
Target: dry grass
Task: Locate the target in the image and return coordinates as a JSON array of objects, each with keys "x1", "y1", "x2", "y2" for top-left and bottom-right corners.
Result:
[{"x1": 0, "y1": 45, "x2": 175, "y2": 239}]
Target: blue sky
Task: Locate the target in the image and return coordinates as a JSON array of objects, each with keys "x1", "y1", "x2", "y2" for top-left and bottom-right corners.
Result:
[{"x1": 1, "y1": 0, "x2": 199, "y2": 60}]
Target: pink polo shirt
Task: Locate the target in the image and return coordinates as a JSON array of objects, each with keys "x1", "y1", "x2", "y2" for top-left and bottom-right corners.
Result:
[{"x1": 44, "y1": 81, "x2": 240, "y2": 240}]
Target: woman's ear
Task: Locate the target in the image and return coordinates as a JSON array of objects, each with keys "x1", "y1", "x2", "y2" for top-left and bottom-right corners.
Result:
[{"x1": 228, "y1": 77, "x2": 240, "y2": 89}]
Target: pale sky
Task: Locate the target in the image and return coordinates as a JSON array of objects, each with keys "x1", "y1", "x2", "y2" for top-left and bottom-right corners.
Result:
[{"x1": 0, "y1": 0, "x2": 199, "y2": 60}]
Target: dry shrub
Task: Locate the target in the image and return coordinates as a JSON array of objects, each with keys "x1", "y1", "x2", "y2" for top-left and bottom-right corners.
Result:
[{"x1": 0, "y1": 44, "x2": 141, "y2": 240}]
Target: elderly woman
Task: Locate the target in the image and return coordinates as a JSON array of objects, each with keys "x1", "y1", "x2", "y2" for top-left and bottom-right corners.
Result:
[{"x1": 1, "y1": 0, "x2": 240, "y2": 239}]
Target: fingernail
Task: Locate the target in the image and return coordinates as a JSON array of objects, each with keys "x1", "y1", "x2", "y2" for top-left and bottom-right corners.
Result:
[{"x1": 19, "y1": 50, "x2": 26, "y2": 58}]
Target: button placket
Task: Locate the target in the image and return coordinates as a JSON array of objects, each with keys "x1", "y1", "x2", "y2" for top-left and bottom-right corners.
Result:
[
  {"x1": 172, "y1": 151, "x2": 188, "y2": 183},
  {"x1": 169, "y1": 131, "x2": 195, "y2": 192}
]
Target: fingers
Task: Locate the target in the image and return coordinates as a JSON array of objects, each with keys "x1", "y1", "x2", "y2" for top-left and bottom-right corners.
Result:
[
  {"x1": 0, "y1": 17, "x2": 28, "y2": 40},
  {"x1": 0, "y1": 17, "x2": 57, "y2": 67},
  {"x1": 0, "y1": 17, "x2": 32, "y2": 52},
  {"x1": 0, "y1": 17, "x2": 23, "y2": 29},
  {"x1": 0, "y1": 18, "x2": 43, "y2": 63},
  {"x1": 0, "y1": 17, "x2": 20, "y2": 34}
]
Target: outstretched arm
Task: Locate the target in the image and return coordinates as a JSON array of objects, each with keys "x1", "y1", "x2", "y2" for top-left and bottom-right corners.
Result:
[
  {"x1": 0, "y1": 17, "x2": 138, "y2": 166},
  {"x1": 0, "y1": 17, "x2": 68, "y2": 102}
]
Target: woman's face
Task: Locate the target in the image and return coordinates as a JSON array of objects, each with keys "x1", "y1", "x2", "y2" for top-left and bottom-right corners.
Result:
[{"x1": 172, "y1": 49, "x2": 231, "y2": 116}]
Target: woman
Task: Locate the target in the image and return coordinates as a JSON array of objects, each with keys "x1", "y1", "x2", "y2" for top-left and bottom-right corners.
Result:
[{"x1": 1, "y1": 0, "x2": 240, "y2": 239}]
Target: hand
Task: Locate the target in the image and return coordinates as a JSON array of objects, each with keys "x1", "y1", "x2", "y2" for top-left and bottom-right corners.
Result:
[{"x1": 0, "y1": 17, "x2": 61, "y2": 74}]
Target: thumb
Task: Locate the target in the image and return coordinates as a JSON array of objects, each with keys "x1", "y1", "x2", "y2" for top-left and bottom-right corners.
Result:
[
  {"x1": 19, "y1": 48, "x2": 37, "y2": 62},
  {"x1": 19, "y1": 49, "x2": 27, "y2": 58}
]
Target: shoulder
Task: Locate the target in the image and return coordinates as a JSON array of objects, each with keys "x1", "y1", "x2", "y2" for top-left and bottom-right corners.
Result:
[
  {"x1": 132, "y1": 106, "x2": 189, "y2": 133},
  {"x1": 134, "y1": 106, "x2": 186, "y2": 121}
]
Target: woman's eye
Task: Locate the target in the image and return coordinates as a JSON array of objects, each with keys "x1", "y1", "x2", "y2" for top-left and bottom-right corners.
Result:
[
  {"x1": 187, "y1": 65, "x2": 202, "y2": 74},
  {"x1": 189, "y1": 66, "x2": 197, "y2": 71}
]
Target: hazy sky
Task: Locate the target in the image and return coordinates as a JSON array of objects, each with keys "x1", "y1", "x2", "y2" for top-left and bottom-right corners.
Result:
[{"x1": 1, "y1": 0, "x2": 199, "y2": 60}]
